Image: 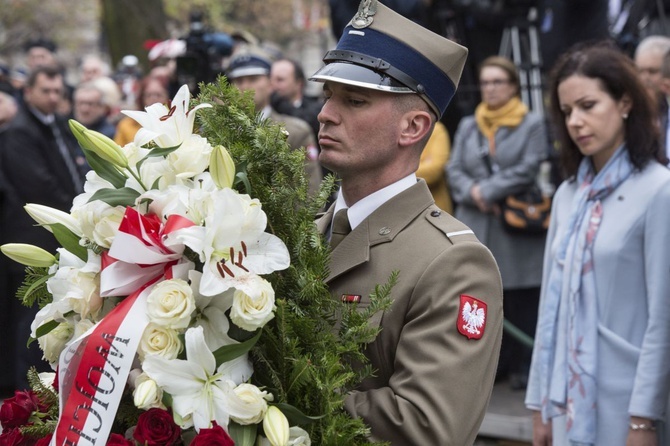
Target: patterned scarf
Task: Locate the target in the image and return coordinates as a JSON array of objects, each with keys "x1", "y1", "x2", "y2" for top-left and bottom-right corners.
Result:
[
  {"x1": 474, "y1": 96, "x2": 528, "y2": 155},
  {"x1": 535, "y1": 146, "x2": 633, "y2": 445}
]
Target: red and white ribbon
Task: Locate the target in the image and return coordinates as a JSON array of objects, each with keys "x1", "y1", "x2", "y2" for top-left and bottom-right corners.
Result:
[{"x1": 51, "y1": 207, "x2": 194, "y2": 445}]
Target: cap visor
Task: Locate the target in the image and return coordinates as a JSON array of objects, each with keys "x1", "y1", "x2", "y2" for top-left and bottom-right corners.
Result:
[
  {"x1": 309, "y1": 62, "x2": 414, "y2": 93},
  {"x1": 227, "y1": 66, "x2": 269, "y2": 80}
]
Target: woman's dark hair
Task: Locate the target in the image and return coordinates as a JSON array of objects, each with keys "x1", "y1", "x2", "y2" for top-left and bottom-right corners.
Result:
[
  {"x1": 136, "y1": 75, "x2": 169, "y2": 110},
  {"x1": 548, "y1": 41, "x2": 662, "y2": 177},
  {"x1": 478, "y1": 56, "x2": 521, "y2": 97}
]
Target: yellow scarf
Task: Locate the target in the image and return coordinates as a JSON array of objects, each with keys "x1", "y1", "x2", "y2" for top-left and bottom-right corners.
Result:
[{"x1": 474, "y1": 96, "x2": 528, "y2": 155}]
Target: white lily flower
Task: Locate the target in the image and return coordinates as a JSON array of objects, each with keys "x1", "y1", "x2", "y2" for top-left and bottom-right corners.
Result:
[
  {"x1": 43, "y1": 248, "x2": 102, "y2": 322},
  {"x1": 122, "y1": 84, "x2": 212, "y2": 148},
  {"x1": 24, "y1": 204, "x2": 82, "y2": 236},
  {"x1": 140, "y1": 178, "x2": 216, "y2": 225},
  {"x1": 174, "y1": 188, "x2": 290, "y2": 297},
  {"x1": 190, "y1": 270, "x2": 235, "y2": 351},
  {"x1": 142, "y1": 326, "x2": 255, "y2": 431},
  {"x1": 71, "y1": 170, "x2": 116, "y2": 215}
]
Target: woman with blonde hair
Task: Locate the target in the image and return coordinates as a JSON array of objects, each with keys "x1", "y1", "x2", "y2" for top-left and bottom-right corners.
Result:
[{"x1": 448, "y1": 55, "x2": 550, "y2": 389}]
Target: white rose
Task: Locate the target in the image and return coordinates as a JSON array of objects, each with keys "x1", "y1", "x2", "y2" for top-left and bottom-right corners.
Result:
[
  {"x1": 38, "y1": 321, "x2": 74, "y2": 364},
  {"x1": 72, "y1": 318, "x2": 95, "y2": 339},
  {"x1": 38, "y1": 372, "x2": 57, "y2": 390},
  {"x1": 138, "y1": 157, "x2": 176, "y2": 190},
  {"x1": 92, "y1": 208, "x2": 124, "y2": 248},
  {"x1": 73, "y1": 201, "x2": 124, "y2": 248},
  {"x1": 138, "y1": 323, "x2": 182, "y2": 360},
  {"x1": 46, "y1": 250, "x2": 102, "y2": 319},
  {"x1": 146, "y1": 279, "x2": 195, "y2": 329},
  {"x1": 229, "y1": 384, "x2": 271, "y2": 425},
  {"x1": 122, "y1": 142, "x2": 151, "y2": 168},
  {"x1": 230, "y1": 277, "x2": 276, "y2": 331},
  {"x1": 167, "y1": 134, "x2": 213, "y2": 178},
  {"x1": 288, "y1": 427, "x2": 311, "y2": 446},
  {"x1": 133, "y1": 372, "x2": 165, "y2": 410}
]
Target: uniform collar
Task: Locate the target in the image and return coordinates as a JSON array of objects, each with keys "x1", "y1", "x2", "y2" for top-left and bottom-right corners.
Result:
[{"x1": 334, "y1": 173, "x2": 417, "y2": 230}]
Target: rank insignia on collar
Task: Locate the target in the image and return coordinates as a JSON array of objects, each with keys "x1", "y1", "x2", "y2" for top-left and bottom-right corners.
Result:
[
  {"x1": 341, "y1": 294, "x2": 362, "y2": 304},
  {"x1": 458, "y1": 294, "x2": 487, "y2": 340},
  {"x1": 351, "y1": 0, "x2": 378, "y2": 29}
]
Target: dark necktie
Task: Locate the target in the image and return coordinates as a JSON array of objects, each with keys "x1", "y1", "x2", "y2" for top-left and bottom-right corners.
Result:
[
  {"x1": 50, "y1": 121, "x2": 83, "y2": 193},
  {"x1": 330, "y1": 208, "x2": 351, "y2": 249}
]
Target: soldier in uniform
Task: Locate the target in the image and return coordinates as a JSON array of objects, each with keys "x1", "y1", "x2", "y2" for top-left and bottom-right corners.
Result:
[
  {"x1": 310, "y1": 1, "x2": 504, "y2": 444},
  {"x1": 226, "y1": 50, "x2": 322, "y2": 196}
]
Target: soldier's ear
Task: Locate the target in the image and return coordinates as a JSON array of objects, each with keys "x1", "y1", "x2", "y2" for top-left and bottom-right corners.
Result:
[{"x1": 398, "y1": 110, "x2": 432, "y2": 148}]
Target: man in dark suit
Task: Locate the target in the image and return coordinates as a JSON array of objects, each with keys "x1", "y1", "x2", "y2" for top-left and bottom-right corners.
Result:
[
  {"x1": 310, "y1": 1, "x2": 503, "y2": 444},
  {"x1": 0, "y1": 65, "x2": 87, "y2": 390},
  {"x1": 270, "y1": 58, "x2": 323, "y2": 143}
]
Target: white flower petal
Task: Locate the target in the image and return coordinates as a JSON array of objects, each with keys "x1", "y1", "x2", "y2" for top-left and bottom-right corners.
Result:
[
  {"x1": 185, "y1": 326, "x2": 216, "y2": 375},
  {"x1": 142, "y1": 355, "x2": 205, "y2": 395}
]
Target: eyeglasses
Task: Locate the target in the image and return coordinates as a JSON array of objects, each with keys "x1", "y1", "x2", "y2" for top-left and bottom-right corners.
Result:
[
  {"x1": 74, "y1": 100, "x2": 103, "y2": 107},
  {"x1": 479, "y1": 79, "x2": 511, "y2": 88}
]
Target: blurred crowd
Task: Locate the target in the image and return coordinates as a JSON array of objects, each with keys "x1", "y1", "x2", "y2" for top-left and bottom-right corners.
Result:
[{"x1": 0, "y1": 1, "x2": 669, "y2": 431}]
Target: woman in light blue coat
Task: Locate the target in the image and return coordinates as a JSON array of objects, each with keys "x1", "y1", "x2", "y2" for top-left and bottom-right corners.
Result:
[{"x1": 525, "y1": 43, "x2": 670, "y2": 446}]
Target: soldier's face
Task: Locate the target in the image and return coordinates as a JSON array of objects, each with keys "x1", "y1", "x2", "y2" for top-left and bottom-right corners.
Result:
[
  {"x1": 231, "y1": 75, "x2": 272, "y2": 112},
  {"x1": 317, "y1": 81, "x2": 402, "y2": 179}
]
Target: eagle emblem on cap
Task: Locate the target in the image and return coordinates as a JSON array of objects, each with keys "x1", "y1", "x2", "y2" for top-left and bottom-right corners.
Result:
[{"x1": 351, "y1": 0, "x2": 378, "y2": 29}]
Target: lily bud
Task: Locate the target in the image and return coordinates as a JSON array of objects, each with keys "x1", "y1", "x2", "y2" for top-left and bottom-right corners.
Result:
[
  {"x1": 24, "y1": 203, "x2": 82, "y2": 236},
  {"x1": 70, "y1": 119, "x2": 129, "y2": 168},
  {"x1": 83, "y1": 129, "x2": 129, "y2": 168},
  {"x1": 68, "y1": 119, "x2": 87, "y2": 143},
  {"x1": 1, "y1": 243, "x2": 57, "y2": 267},
  {"x1": 263, "y1": 406, "x2": 290, "y2": 446},
  {"x1": 209, "y1": 145, "x2": 236, "y2": 189}
]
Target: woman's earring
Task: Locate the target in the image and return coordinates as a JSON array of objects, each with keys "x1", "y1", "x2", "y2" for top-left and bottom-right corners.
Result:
[{"x1": 622, "y1": 113, "x2": 629, "y2": 119}]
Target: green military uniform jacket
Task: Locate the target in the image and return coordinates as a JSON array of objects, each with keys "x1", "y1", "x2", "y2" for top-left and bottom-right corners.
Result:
[{"x1": 317, "y1": 180, "x2": 503, "y2": 445}]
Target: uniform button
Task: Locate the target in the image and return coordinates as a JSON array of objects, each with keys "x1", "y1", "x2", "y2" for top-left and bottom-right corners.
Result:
[
  {"x1": 379, "y1": 227, "x2": 391, "y2": 235},
  {"x1": 431, "y1": 210, "x2": 441, "y2": 217}
]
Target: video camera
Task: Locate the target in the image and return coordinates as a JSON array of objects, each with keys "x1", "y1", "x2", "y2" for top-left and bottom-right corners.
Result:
[{"x1": 176, "y1": 11, "x2": 234, "y2": 94}]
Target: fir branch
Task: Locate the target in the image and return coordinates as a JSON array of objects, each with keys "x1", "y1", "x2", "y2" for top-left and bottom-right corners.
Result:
[
  {"x1": 16, "y1": 267, "x2": 53, "y2": 308},
  {"x1": 26, "y1": 367, "x2": 58, "y2": 412}
]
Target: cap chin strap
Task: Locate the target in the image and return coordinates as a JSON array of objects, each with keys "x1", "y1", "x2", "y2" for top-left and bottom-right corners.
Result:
[
  {"x1": 322, "y1": 49, "x2": 439, "y2": 117},
  {"x1": 323, "y1": 50, "x2": 424, "y2": 93}
]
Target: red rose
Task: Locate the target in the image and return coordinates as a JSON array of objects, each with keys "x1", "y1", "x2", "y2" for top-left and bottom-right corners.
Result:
[
  {"x1": 52, "y1": 368, "x2": 60, "y2": 393},
  {"x1": 190, "y1": 423, "x2": 235, "y2": 446},
  {"x1": 133, "y1": 408, "x2": 181, "y2": 446},
  {"x1": 0, "y1": 428, "x2": 28, "y2": 446},
  {"x1": 0, "y1": 391, "x2": 40, "y2": 429},
  {"x1": 34, "y1": 433, "x2": 53, "y2": 446},
  {"x1": 106, "y1": 433, "x2": 134, "y2": 446}
]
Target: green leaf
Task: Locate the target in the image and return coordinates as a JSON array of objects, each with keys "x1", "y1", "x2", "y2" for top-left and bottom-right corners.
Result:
[
  {"x1": 50, "y1": 223, "x2": 87, "y2": 261},
  {"x1": 81, "y1": 148, "x2": 127, "y2": 188},
  {"x1": 274, "y1": 402, "x2": 325, "y2": 425},
  {"x1": 228, "y1": 421, "x2": 258, "y2": 446},
  {"x1": 21, "y1": 272, "x2": 52, "y2": 305},
  {"x1": 212, "y1": 329, "x2": 262, "y2": 367},
  {"x1": 88, "y1": 187, "x2": 141, "y2": 207},
  {"x1": 136, "y1": 144, "x2": 181, "y2": 170},
  {"x1": 35, "y1": 319, "x2": 60, "y2": 339},
  {"x1": 235, "y1": 171, "x2": 252, "y2": 194}
]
